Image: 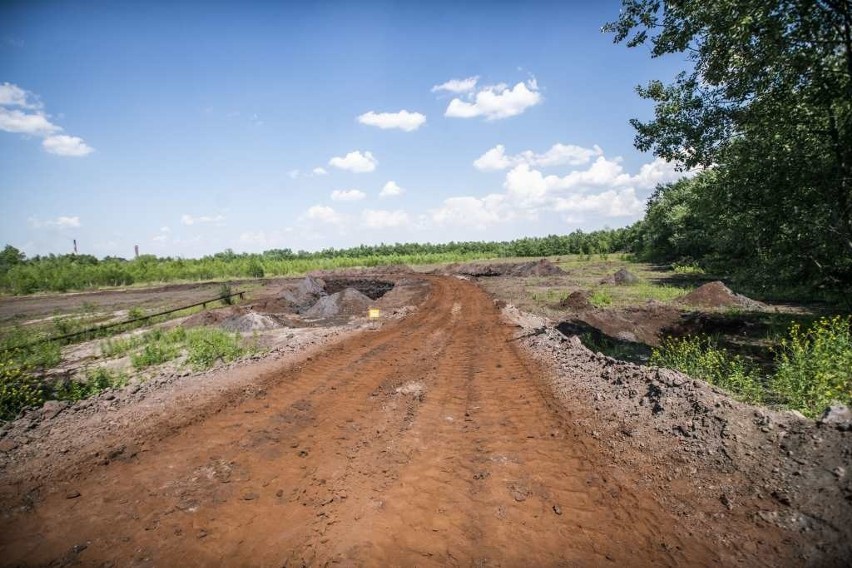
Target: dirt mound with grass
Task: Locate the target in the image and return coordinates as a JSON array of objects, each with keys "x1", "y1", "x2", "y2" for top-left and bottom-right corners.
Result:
[
  {"x1": 559, "y1": 290, "x2": 592, "y2": 311},
  {"x1": 182, "y1": 306, "x2": 246, "y2": 328},
  {"x1": 444, "y1": 258, "x2": 567, "y2": 278},
  {"x1": 304, "y1": 288, "x2": 373, "y2": 319},
  {"x1": 220, "y1": 312, "x2": 282, "y2": 332},
  {"x1": 678, "y1": 281, "x2": 764, "y2": 309}
]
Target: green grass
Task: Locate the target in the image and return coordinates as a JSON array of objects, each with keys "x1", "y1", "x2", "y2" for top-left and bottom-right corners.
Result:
[
  {"x1": 651, "y1": 335, "x2": 765, "y2": 404},
  {"x1": 770, "y1": 316, "x2": 852, "y2": 418},
  {"x1": 652, "y1": 316, "x2": 852, "y2": 415},
  {"x1": 590, "y1": 288, "x2": 613, "y2": 307}
]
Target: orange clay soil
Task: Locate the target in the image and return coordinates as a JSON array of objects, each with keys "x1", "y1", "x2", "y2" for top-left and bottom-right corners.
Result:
[{"x1": 0, "y1": 276, "x2": 775, "y2": 566}]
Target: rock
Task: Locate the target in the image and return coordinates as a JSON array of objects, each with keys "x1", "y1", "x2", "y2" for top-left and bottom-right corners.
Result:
[
  {"x1": 552, "y1": 504, "x2": 562, "y2": 515},
  {"x1": 0, "y1": 439, "x2": 19, "y2": 452},
  {"x1": 65, "y1": 490, "x2": 82, "y2": 499},
  {"x1": 613, "y1": 268, "x2": 638, "y2": 285},
  {"x1": 242, "y1": 491, "x2": 259, "y2": 501},
  {"x1": 819, "y1": 405, "x2": 851, "y2": 431},
  {"x1": 42, "y1": 400, "x2": 69, "y2": 420}
]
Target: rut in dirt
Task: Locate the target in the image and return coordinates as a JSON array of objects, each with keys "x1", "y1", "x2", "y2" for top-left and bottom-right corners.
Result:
[{"x1": 0, "y1": 276, "x2": 720, "y2": 567}]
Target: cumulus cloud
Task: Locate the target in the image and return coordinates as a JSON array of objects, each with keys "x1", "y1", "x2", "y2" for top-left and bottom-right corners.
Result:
[
  {"x1": 474, "y1": 143, "x2": 603, "y2": 171},
  {"x1": 0, "y1": 82, "x2": 94, "y2": 156},
  {"x1": 0, "y1": 107, "x2": 61, "y2": 136},
  {"x1": 331, "y1": 189, "x2": 366, "y2": 201},
  {"x1": 361, "y1": 209, "x2": 410, "y2": 229},
  {"x1": 444, "y1": 78, "x2": 541, "y2": 120},
  {"x1": 305, "y1": 205, "x2": 343, "y2": 224},
  {"x1": 28, "y1": 215, "x2": 81, "y2": 229},
  {"x1": 357, "y1": 110, "x2": 426, "y2": 132},
  {"x1": 312, "y1": 167, "x2": 328, "y2": 176},
  {"x1": 379, "y1": 181, "x2": 404, "y2": 198},
  {"x1": 329, "y1": 150, "x2": 378, "y2": 173},
  {"x1": 431, "y1": 195, "x2": 511, "y2": 230},
  {"x1": 0, "y1": 82, "x2": 39, "y2": 109},
  {"x1": 181, "y1": 214, "x2": 225, "y2": 226},
  {"x1": 42, "y1": 135, "x2": 94, "y2": 156},
  {"x1": 431, "y1": 76, "x2": 479, "y2": 94}
]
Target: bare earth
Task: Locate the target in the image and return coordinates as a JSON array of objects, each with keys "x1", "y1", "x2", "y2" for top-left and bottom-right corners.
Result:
[{"x1": 0, "y1": 275, "x2": 823, "y2": 566}]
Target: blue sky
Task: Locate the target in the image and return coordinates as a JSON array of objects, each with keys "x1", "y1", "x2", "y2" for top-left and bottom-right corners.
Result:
[{"x1": 0, "y1": 0, "x2": 691, "y2": 258}]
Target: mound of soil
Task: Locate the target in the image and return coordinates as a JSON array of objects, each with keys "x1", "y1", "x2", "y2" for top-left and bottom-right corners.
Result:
[
  {"x1": 182, "y1": 307, "x2": 246, "y2": 328},
  {"x1": 503, "y1": 306, "x2": 852, "y2": 565},
  {"x1": 304, "y1": 288, "x2": 372, "y2": 319},
  {"x1": 279, "y1": 276, "x2": 328, "y2": 312},
  {"x1": 308, "y1": 265, "x2": 414, "y2": 279},
  {"x1": 678, "y1": 281, "x2": 764, "y2": 309},
  {"x1": 220, "y1": 312, "x2": 282, "y2": 332},
  {"x1": 559, "y1": 290, "x2": 592, "y2": 311},
  {"x1": 249, "y1": 298, "x2": 295, "y2": 314}
]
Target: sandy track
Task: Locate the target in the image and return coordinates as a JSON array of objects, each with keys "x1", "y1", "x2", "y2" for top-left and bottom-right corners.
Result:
[{"x1": 1, "y1": 276, "x2": 722, "y2": 566}]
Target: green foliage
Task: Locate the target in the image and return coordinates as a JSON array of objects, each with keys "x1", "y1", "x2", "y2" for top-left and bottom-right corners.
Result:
[
  {"x1": 607, "y1": 0, "x2": 852, "y2": 295},
  {"x1": 0, "y1": 356, "x2": 45, "y2": 421},
  {"x1": 771, "y1": 317, "x2": 852, "y2": 418},
  {"x1": 672, "y1": 261, "x2": 705, "y2": 275},
  {"x1": 590, "y1": 288, "x2": 613, "y2": 307},
  {"x1": 54, "y1": 367, "x2": 127, "y2": 401},
  {"x1": 185, "y1": 329, "x2": 250, "y2": 369},
  {"x1": 651, "y1": 336, "x2": 765, "y2": 404}
]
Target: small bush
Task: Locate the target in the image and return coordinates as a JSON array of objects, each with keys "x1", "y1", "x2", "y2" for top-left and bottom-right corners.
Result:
[
  {"x1": 54, "y1": 367, "x2": 127, "y2": 401},
  {"x1": 672, "y1": 261, "x2": 705, "y2": 275},
  {"x1": 131, "y1": 341, "x2": 180, "y2": 369},
  {"x1": 590, "y1": 288, "x2": 613, "y2": 307},
  {"x1": 770, "y1": 316, "x2": 852, "y2": 418},
  {"x1": 651, "y1": 336, "x2": 764, "y2": 404},
  {"x1": 186, "y1": 328, "x2": 247, "y2": 369},
  {"x1": 0, "y1": 356, "x2": 46, "y2": 420}
]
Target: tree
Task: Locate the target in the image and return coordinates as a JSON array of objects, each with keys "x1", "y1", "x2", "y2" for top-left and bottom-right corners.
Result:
[
  {"x1": 0, "y1": 245, "x2": 25, "y2": 273},
  {"x1": 606, "y1": 0, "x2": 852, "y2": 290}
]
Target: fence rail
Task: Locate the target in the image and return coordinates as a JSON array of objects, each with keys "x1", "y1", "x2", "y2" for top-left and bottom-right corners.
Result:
[{"x1": 1, "y1": 290, "x2": 245, "y2": 353}]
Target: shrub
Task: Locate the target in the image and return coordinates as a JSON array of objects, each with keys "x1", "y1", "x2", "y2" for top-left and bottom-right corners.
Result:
[
  {"x1": 770, "y1": 316, "x2": 852, "y2": 418},
  {"x1": 185, "y1": 329, "x2": 246, "y2": 369},
  {"x1": 0, "y1": 356, "x2": 45, "y2": 420},
  {"x1": 53, "y1": 367, "x2": 127, "y2": 401},
  {"x1": 651, "y1": 335, "x2": 764, "y2": 404},
  {"x1": 590, "y1": 288, "x2": 613, "y2": 307}
]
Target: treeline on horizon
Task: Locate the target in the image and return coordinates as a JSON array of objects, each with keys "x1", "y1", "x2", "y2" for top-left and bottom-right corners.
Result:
[{"x1": 0, "y1": 228, "x2": 638, "y2": 295}]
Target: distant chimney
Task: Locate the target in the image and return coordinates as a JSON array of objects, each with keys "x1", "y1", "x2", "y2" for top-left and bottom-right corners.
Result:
[
  {"x1": 73, "y1": 239, "x2": 78, "y2": 255},
  {"x1": 134, "y1": 245, "x2": 139, "y2": 258}
]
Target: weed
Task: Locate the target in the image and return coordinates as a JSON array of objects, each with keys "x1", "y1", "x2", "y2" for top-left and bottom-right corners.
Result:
[
  {"x1": 185, "y1": 328, "x2": 250, "y2": 369},
  {"x1": 651, "y1": 336, "x2": 765, "y2": 404},
  {"x1": 770, "y1": 316, "x2": 852, "y2": 418},
  {"x1": 672, "y1": 261, "x2": 706, "y2": 275},
  {"x1": 590, "y1": 288, "x2": 613, "y2": 307},
  {"x1": 53, "y1": 367, "x2": 127, "y2": 401}
]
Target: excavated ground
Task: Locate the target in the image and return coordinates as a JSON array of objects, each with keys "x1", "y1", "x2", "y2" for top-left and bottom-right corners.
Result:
[{"x1": 0, "y1": 276, "x2": 810, "y2": 566}]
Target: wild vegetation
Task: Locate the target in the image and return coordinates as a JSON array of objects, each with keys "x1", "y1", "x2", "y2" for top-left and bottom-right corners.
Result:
[
  {"x1": 651, "y1": 316, "x2": 852, "y2": 417},
  {"x1": 605, "y1": 0, "x2": 852, "y2": 298}
]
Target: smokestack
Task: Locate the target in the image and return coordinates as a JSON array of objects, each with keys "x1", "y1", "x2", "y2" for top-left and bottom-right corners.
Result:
[
  {"x1": 73, "y1": 239, "x2": 77, "y2": 255},
  {"x1": 135, "y1": 245, "x2": 139, "y2": 258}
]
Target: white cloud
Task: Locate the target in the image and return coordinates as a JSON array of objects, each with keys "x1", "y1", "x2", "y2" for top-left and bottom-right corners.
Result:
[
  {"x1": 331, "y1": 189, "x2": 366, "y2": 201},
  {"x1": 431, "y1": 76, "x2": 479, "y2": 94},
  {"x1": 306, "y1": 205, "x2": 343, "y2": 224},
  {"x1": 358, "y1": 110, "x2": 426, "y2": 132},
  {"x1": 42, "y1": 135, "x2": 94, "y2": 156},
  {"x1": 28, "y1": 215, "x2": 81, "y2": 229},
  {"x1": 0, "y1": 82, "x2": 39, "y2": 109},
  {"x1": 474, "y1": 143, "x2": 604, "y2": 171},
  {"x1": 328, "y1": 150, "x2": 378, "y2": 173},
  {"x1": 0, "y1": 107, "x2": 61, "y2": 136},
  {"x1": 444, "y1": 79, "x2": 542, "y2": 120},
  {"x1": 361, "y1": 209, "x2": 410, "y2": 229},
  {"x1": 287, "y1": 169, "x2": 301, "y2": 179},
  {"x1": 379, "y1": 181, "x2": 404, "y2": 198},
  {"x1": 431, "y1": 195, "x2": 511, "y2": 230},
  {"x1": 312, "y1": 167, "x2": 328, "y2": 176},
  {"x1": 181, "y1": 214, "x2": 225, "y2": 226},
  {"x1": 0, "y1": 83, "x2": 94, "y2": 157}
]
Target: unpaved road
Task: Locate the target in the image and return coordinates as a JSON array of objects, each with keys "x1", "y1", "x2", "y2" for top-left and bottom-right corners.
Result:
[{"x1": 2, "y1": 276, "x2": 738, "y2": 566}]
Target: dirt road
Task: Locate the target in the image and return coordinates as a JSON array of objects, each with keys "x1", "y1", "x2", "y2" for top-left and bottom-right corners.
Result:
[{"x1": 1, "y1": 276, "x2": 724, "y2": 566}]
